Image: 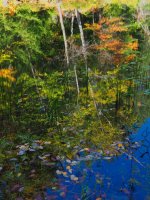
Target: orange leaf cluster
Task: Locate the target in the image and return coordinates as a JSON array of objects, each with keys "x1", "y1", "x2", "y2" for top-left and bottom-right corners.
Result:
[
  {"x1": 8, "y1": 2, "x2": 16, "y2": 16},
  {"x1": 0, "y1": 68, "x2": 15, "y2": 82},
  {"x1": 108, "y1": 25, "x2": 127, "y2": 33},
  {"x1": 99, "y1": 33, "x2": 112, "y2": 41},
  {"x1": 125, "y1": 54, "x2": 136, "y2": 63},
  {"x1": 127, "y1": 41, "x2": 138, "y2": 50},
  {"x1": 98, "y1": 17, "x2": 125, "y2": 27},
  {"x1": 103, "y1": 40, "x2": 123, "y2": 51}
]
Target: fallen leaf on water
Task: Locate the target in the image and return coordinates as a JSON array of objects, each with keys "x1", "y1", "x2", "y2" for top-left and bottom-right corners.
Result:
[
  {"x1": 66, "y1": 159, "x2": 71, "y2": 163},
  {"x1": 60, "y1": 192, "x2": 66, "y2": 197},
  {"x1": 44, "y1": 141, "x2": 51, "y2": 145},
  {"x1": 18, "y1": 187, "x2": 24, "y2": 192},
  {"x1": 56, "y1": 170, "x2": 62, "y2": 175},
  {"x1": 29, "y1": 148, "x2": 36, "y2": 152},
  {"x1": 71, "y1": 161, "x2": 78, "y2": 165},
  {"x1": 66, "y1": 166, "x2": 71, "y2": 170},
  {"x1": 18, "y1": 150, "x2": 26, "y2": 156},
  {"x1": 19, "y1": 145, "x2": 29, "y2": 151},
  {"x1": 68, "y1": 169, "x2": 72, "y2": 173},
  {"x1": 103, "y1": 156, "x2": 112, "y2": 160},
  {"x1": 84, "y1": 148, "x2": 90, "y2": 151},
  {"x1": 62, "y1": 172, "x2": 68, "y2": 177},
  {"x1": 70, "y1": 175, "x2": 78, "y2": 181}
]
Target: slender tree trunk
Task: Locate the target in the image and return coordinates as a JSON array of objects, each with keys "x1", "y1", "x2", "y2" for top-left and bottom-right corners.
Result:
[
  {"x1": 56, "y1": 0, "x2": 69, "y2": 66},
  {"x1": 74, "y1": 64, "x2": 80, "y2": 95},
  {"x1": 71, "y1": 13, "x2": 75, "y2": 37},
  {"x1": 92, "y1": 10, "x2": 95, "y2": 24},
  {"x1": 75, "y1": 9, "x2": 88, "y2": 94},
  {"x1": 137, "y1": 0, "x2": 150, "y2": 37},
  {"x1": 70, "y1": 12, "x2": 80, "y2": 97},
  {"x1": 75, "y1": 9, "x2": 86, "y2": 55}
]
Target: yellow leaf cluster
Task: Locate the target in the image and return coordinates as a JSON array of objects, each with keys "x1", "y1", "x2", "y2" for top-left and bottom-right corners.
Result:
[{"x1": 0, "y1": 68, "x2": 15, "y2": 82}]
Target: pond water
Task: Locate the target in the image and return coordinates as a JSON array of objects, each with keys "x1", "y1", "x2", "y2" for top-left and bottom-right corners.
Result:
[
  {"x1": 1, "y1": 68, "x2": 150, "y2": 200},
  {"x1": 0, "y1": 73, "x2": 150, "y2": 200},
  {"x1": 43, "y1": 118, "x2": 150, "y2": 200},
  {"x1": 0, "y1": 41, "x2": 150, "y2": 200}
]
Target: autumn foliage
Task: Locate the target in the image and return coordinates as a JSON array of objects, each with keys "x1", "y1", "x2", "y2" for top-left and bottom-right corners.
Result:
[{"x1": 85, "y1": 17, "x2": 138, "y2": 66}]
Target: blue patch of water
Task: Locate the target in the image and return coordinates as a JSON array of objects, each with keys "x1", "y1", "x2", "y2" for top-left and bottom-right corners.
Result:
[{"x1": 46, "y1": 118, "x2": 150, "y2": 200}]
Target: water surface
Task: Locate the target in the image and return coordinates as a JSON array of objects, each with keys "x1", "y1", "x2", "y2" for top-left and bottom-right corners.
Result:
[{"x1": 44, "y1": 118, "x2": 150, "y2": 200}]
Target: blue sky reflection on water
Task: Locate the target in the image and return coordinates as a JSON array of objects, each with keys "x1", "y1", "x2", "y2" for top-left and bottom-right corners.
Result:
[{"x1": 45, "y1": 118, "x2": 150, "y2": 200}]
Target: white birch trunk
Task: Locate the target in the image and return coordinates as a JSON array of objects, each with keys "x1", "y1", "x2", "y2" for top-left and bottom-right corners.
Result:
[
  {"x1": 137, "y1": 0, "x2": 150, "y2": 36},
  {"x1": 71, "y1": 12, "x2": 80, "y2": 96},
  {"x1": 56, "y1": 1, "x2": 69, "y2": 66},
  {"x1": 74, "y1": 64, "x2": 80, "y2": 95},
  {"x1": 71, "y1": 13, "x2": 75, "y2": 37},
  {"x1": 75, "y1": 9, "x2": 88, "y2": 94}
]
